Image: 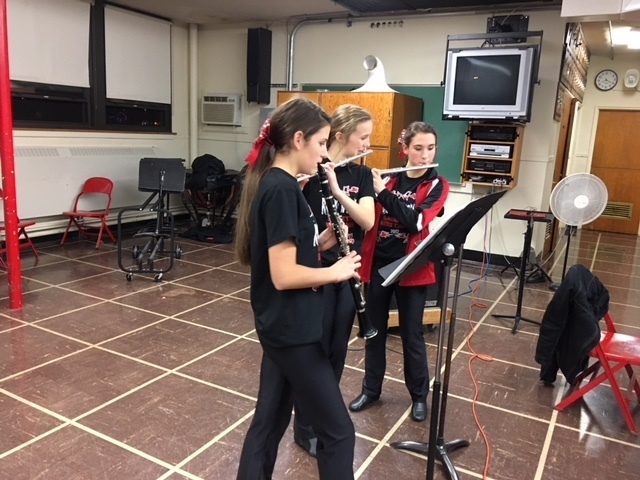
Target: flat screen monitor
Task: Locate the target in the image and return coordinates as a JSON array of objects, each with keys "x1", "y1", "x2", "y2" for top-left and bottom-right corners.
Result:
[{"x1": 442, "y1": 46, "x2": 537, "y2": 122}]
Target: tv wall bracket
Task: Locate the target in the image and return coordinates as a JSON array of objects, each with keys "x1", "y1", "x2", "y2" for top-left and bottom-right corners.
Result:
[{"x1": 442, "y1": 31, "x2": 544, "y2": 87}]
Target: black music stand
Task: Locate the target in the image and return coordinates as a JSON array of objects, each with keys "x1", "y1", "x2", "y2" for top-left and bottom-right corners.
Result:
[
  {"x1": 380, "y1": 190, "x2": 507, "y2": 480},
  {"x1": 117, "y1": 158, "x2": 186, "y2": 282},
  {"x1": 492, "y1": 212, "x2": 549, "y2": 334}
]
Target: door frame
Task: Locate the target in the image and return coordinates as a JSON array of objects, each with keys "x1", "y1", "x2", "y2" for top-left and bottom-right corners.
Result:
[{"x1": 544, "y1": 96, "x2": 579, "y2": 256}]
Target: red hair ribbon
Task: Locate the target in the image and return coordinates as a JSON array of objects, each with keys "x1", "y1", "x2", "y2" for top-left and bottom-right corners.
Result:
[
  {"x1": 397, "y1": 128, "x2": 408, "y2": 159},
  {"x1": 245, "y1": 119, "x2": 273, "y2": 169},
  {"x1": 397, "y1": 128, "x2": 407, "y2": 146}
]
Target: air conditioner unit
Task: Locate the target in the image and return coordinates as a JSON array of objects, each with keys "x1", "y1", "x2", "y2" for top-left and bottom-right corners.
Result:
[{"x1": 201, "y1": 94, "x2": 242, "y2": 126}]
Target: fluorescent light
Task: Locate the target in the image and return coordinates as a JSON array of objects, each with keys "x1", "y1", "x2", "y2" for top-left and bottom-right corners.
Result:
[
  {"x1": 629, "y1": 28, "x2": 640, "y2": 49},
  {"x1": 611, "y1": 26, "x2": 631, "y2": 45}
]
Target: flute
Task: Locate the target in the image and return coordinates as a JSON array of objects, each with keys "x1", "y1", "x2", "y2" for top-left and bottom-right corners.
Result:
[
  {"x1": 378, "y1": 164, "x2": 439, "y2": 175},
  {"x1": 297, "y1": 150, "x2": 374, "y2": 182}
]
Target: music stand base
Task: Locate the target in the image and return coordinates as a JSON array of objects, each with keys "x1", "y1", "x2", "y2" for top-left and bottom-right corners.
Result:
[
  {"x1": 492, "y1": 313, "x2": 541, "y2": 335},
  {"x1": 526, "y1": 264, "x2": 553, "y2": 284},
  {"x1": 391, "y1": 439, "x2": 470, "y2": 480},
  {"x1": 499, "y1": 261, "x2": 519, "y2": 277}
]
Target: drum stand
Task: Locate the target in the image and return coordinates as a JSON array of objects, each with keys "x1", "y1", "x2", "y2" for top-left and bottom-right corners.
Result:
[{"x1": 491, "y1": 215, "x2": 542, "y2": 334}]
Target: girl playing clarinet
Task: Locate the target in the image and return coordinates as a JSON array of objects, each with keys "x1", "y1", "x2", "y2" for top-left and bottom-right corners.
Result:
[
  {"x1": 235, "y1": 97, "x2": 360, "y2": 480},
  {"x1": 348, "y1": 121, "x2": 449, "y2": 422},
  {"x1": 294, "y1": 104, "x2": 376, "y2": 457}
]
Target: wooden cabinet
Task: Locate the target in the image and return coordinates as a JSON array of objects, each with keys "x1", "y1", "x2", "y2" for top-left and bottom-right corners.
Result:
[
  {"x1": 277, "y1": 91, "x2": 423, "y2": 171},
  {"x1": 461, "y1": 123, "x2": 524, "y2": 188}
]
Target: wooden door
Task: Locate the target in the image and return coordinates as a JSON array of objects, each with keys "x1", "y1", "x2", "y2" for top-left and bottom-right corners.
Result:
[
  {"x1": 320, "y1": 92, "x2": 395, "y2": 147},
  {"x1": 585, "y1": 109, "x2": 640, "y2": 235},
  {"x1": 276, "y1": 91, "x2": 321, "y2": 106},
  {"x1": 361, "y1": 148, "x2": 390, "y2": 170}
]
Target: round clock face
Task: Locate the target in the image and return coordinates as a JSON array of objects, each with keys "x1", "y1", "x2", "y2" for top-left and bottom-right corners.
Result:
[{"x1": 595, "y1": 69, "x2": 618, "y2": 91}]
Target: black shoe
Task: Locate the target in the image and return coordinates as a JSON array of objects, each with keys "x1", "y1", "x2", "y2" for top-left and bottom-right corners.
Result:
[
  {"x1": 348, "y1": 393, "x2": 378, "y2": 412},
  {"x1": 411, "y1": 401, "x2": 428, "y2": 422},
  {"x1": 294, "y1": 434, "x2": 318, "y2": 458}
]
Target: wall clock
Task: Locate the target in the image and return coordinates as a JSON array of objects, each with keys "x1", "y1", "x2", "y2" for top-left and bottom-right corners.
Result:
[{"x1": 594, "y1": 69, "x2": 618, "y2": 91}]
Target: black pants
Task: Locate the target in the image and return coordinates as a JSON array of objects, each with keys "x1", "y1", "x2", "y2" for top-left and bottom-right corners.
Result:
[
  {"x1": 361, "y1": 268, "x2": 429, "y2": 402},
  {"x1": 237, "y1": 342, "x2": 355, "y2": 480},
  {"x1": 295, "y1": 280, "x2": 355, "y2": 441}
]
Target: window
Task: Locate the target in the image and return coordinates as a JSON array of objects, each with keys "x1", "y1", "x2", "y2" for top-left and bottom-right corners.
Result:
[{"x1": 8, "y1": 0, "x2": 172, "y2": 132}]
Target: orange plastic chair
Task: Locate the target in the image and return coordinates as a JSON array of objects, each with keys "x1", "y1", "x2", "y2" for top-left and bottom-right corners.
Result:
[
  {"x1": 555, "y1": 313, "x2": 640, "y2": 434},
  {"x1": 61, "y1": 177, "x2": 116, "y2": 249},
  {"x1": 0, "y1": 188, "x2": 39, "y2": 267}
]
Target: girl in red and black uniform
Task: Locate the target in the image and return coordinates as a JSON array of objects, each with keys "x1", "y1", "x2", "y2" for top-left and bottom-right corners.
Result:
[
  {"x1": 348, "y1": 121, "x2": 449, "y2": 422},
  {"x1": 235, "y1": 98, "x2": 360, "y2": 480},
  {"x1": 295, "y1": 104, "x2": 375, "y2": 457}
]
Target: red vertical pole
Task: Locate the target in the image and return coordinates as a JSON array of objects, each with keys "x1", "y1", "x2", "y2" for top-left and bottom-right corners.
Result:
[{"x1": 0, "y1": 0, "x2": 23, "y2": 309}]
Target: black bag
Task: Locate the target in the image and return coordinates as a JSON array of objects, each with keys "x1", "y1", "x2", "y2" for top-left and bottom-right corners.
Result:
[{"x1": 187, "y1": 154, "x2": 226, "y2": 189}]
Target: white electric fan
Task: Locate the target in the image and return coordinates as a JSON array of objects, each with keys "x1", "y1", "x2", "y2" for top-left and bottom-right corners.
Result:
[{"x1": 549, "y1": 173, "x2": 608, "y2": 282}]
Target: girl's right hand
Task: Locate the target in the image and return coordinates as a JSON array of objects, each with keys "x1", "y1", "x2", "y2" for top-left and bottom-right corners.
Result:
[{"x1": 331, "y1": 250, "x2": 361, "y2": 283}]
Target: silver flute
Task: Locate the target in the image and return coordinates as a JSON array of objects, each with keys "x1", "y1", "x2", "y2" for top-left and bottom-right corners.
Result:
[
  {"x1": 377, "y1": 164, "x2": 439, "y2": 175},
  {"x1": 297, "y1": 150, "x2": 374, "y2": 182}
]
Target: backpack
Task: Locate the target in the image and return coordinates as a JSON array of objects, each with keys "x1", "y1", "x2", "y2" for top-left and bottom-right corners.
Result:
[{"x1": 187, "y1": 154, "x2": 226, "y2": 189}]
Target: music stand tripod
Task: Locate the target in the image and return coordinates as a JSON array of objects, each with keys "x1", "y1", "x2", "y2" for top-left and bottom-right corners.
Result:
[
  {"x1": 380, "y1": 190, "x2": 508, "y2": 480},
  {"x1": 492, "y1": 214, "x2": 543, "y2": 334}
]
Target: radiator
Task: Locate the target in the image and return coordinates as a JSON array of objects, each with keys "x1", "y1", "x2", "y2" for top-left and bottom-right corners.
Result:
[{"x1": 13, "y1": 145, "x2": 164, "y2": 220}]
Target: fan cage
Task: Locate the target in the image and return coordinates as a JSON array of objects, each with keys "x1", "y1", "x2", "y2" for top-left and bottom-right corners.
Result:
[{"x1": 549, "y1": 173, "x2": 608, "y2": 226}]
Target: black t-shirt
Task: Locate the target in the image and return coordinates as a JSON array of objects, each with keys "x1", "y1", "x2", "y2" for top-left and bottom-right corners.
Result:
[
  {"x1": 304, "y1": 163, "x2": 374, "y2": 266},
  {"x1": 249, "y1": 168, "x2": 323, "y2": 347},
  {"x1": 375, "y1": 168, "x2": 442, "y2": 264}
]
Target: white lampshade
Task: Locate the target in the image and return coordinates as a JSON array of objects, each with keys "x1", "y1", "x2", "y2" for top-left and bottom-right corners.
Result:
[{"x1": 624, "y1": 68, "x2": 640, "y2": 88}]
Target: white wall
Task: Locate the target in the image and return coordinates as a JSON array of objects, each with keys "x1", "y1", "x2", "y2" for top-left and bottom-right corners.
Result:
[
  {"x1": 9, "y1": 23, "x2": 191, "y2": 233},
  {"x1": 197, "y1": 23, "x2": 288, "y2": 167},
  {"x1": 197, "y1": 11, "x2": 567, "y2": 257}
]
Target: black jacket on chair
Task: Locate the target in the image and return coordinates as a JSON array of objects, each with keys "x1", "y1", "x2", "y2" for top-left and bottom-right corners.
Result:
[{"x1": 535, "y1": 264, "x2": 609, "y2": 384}]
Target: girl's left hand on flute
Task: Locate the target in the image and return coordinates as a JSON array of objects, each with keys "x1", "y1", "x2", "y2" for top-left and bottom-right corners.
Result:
[
  {"x1": 296, "y1": 173, "x2": 309, "y2": 190},
  {"x1": 371, "y1": 168, "x2": 386, "y2": 194}
]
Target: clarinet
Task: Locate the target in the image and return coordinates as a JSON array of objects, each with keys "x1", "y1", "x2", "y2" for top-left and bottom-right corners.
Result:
[{"x1": 317, "y1": 164, "x2": 378, "y2": 340}]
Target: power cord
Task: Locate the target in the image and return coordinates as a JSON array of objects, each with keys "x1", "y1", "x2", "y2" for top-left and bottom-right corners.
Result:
[{"x1": 465, "y1": 204, "x2": 494, "y2": 479}]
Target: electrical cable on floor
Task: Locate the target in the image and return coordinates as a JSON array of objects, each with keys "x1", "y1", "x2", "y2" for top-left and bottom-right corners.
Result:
[
  {"x1": 536, "y1": 231, "x2": 567, "y2": 270},
  {"x1": 465, "y1": 209, "x2": 494, "y2": 479}
]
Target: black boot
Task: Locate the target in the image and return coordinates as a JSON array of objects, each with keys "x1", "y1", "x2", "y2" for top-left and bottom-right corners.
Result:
[{"x1": 293, "y1": 419, "x2": 317, "y2": 458}]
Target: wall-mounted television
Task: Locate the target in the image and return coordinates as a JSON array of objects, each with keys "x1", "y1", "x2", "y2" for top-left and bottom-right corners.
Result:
[{"x1": 442, "y1": 45, "x2": 538, "y2": 122}]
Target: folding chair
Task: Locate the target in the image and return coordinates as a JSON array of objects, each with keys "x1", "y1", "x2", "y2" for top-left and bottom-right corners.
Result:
[
  {"x1": 555, "y1": 313, "x2": 640, "y2": 435},
  {"x1": 60, "y1": 177, "x2": 116, "y2": 249},
  {"x1": 0, "y1": 188, "x2": 39, "y2": 267}
]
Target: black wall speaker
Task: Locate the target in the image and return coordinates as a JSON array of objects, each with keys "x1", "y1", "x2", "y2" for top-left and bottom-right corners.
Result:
[{"x1": 247, "y1": 28, "x2": 272, "y2": 104}]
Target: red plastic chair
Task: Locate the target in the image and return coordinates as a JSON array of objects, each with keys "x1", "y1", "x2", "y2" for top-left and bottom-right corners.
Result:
[
  {"x1": 60, "y1": 177, "x2": 116, "y2": 249},
  {"x1": 555, "y1": 313, "x2": 640, "y2": 434},
  {"x1": 0, "y1": 188, "x2": 39, "y2": 267}
]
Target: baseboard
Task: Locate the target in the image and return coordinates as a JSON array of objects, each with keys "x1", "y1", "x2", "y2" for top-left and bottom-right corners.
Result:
[
  {"x1": 29, "y1": 211, "x2": 191, "y2": 247},
  {"x1": 463, "y1": 249, "x2": 521, "y2": 268}
]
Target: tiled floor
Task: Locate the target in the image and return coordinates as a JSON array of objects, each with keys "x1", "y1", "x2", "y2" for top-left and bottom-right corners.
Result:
[{"x1": 0, "y1": 227, "x2": 639, "y2": 479}]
